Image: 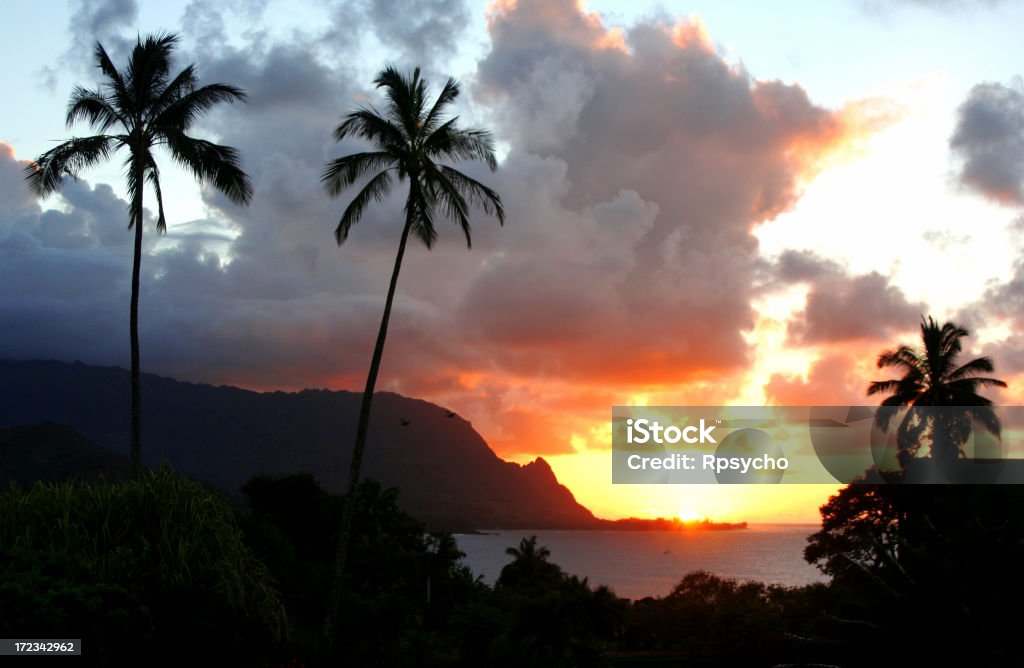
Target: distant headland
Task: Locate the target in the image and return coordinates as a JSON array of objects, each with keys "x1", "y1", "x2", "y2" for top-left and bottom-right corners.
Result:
[{"x1": 596, "y1": 517, "x2": 747, "y2": 531}]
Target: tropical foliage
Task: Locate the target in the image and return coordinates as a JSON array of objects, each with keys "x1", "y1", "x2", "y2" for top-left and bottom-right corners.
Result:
[{"x1": 0, "y1": 469, "x2": 283, "y2": 665}]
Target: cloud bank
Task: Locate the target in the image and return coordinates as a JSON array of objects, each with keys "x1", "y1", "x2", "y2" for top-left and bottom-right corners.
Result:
[{"x1": 3, "y1": 0, "x2": 896, "y2": 456}]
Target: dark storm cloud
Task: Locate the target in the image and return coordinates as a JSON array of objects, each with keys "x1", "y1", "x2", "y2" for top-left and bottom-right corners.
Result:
[
  {"x1": 950, "y1": 79, "x2": 1024, "y2": 205},
  {"x1": 56, "y1": 0, "x2": 139, "y2": 78},
  {"x1": 938, "y1": 261, "x2": 1023, "y2": 383},
  {"x1": 791, "y1": 272, "x2": 923, "y2": 344},
  {"x1": 762, "y1": 249, "x2": 845, "y2": 285},
  {"x1": 978, "y1": 254, "x2": 1024, "y2": 330},
  {"x1": 981, "y1": 334, "x2": 1024, "y2": 375},
  {"x1": 326, "y1": 0, "x2": 471, "y2": 67},
  {"x1": 763, "y1": 250, "x2": 923, "y2": 345},
  {"x1": 0, "y1": 143, "x2": 137, "y2": 364}
]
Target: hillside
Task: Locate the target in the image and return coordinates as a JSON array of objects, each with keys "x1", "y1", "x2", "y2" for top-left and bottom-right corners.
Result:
[
  {"x1": 0, "y1": 422, "x2": 131, "y2": 487},
  {"x1": 0, "y1": 359, "x2": 598, "y2": 530}
]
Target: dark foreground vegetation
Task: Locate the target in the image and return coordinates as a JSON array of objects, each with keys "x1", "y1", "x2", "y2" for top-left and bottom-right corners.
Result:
[{"x1": 3, "y1": 466, "x2": 1023, "y2": 667}]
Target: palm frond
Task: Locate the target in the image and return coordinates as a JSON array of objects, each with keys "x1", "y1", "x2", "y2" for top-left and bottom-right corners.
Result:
[
  {"x1": 94, "y1": 42, "x2": 132, "y2": 114},
  {"x1": 127, "y1": 33, "x2": 179, "y2": 112},
  {"x1": 867, "y1": 380, "x2": 903, "y2": 397},
  {"x1": 406, "y1": 180, "x2": 438, "y2": 248},
  {"x1": 333, "y1": 109, "x2": 406, "y2": 149},
  {"x1": 124, "y1": 153, "x2": 145, "y2": 230},
  {"x1": 147, "y1": 63, "x2": 198, "y2": 118},
  {"x1": 421, "y1": 76, "x2": 460, "y2": 131},
  {"x1": 165, "y1": 132, "x2": 253, "y2": 205},
  {"x1": 426, "y1": 127, "x2": 498, "y2": 170},
  {"x1": 938, "y1": 321, "x2": 968, "y2": 355},
  {"x1": 946, "y1": 356, "x2": 996, "y2": 381},
  {"x1": 876, "y1": 346, "x2": 923, "y2": 374},
  {"x1": 375, "y1": 66, "x2": 424, "y2": 141},
  {"x1": 153, "y1": 82, "x2": 247, "y2": 131},
  {"x1": 66, "y1": 86, "x2": 124, "y2": 131},
  {"x1": 945, "y1": 377, "x2": 1007, "y2": 394},
  {"x1": 145, "y1": 155, "x2": 167, "y2": 234},
  {"x1": 321, "y1": 152, "x2": 396, "y2": 197},
  {"x1": 335, "y1": 170, "x2": 394, "y2": 245},
  {"x1": 969, "y1": 406, "x2": 1002, "y2": 438},
  {"x1": 23, "y1": 135, "x2": 117, "y2": 196},
  {"x1": 874, "y1": 404, "x2": 902, "y2": 431},
  {"x1": 437, "y1": 166, "x2": 505, "y2": 223},
  {"x1": 423, "y1": 163, "x2": 472, "y2": 247}
]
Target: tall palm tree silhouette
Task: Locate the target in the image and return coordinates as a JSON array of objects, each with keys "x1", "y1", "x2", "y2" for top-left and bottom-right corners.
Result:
[
  {"x1": 24, "y1": 34, "x2": 252, "y2": 478},
  {"x1": 320, "y1": 66, "x2": 503, "y2": 643},
  {"x1": 868, "y1": 316, "x2": 1006, "y2": 468}
]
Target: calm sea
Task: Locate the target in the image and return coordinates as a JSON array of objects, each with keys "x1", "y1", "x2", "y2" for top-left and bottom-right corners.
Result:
[{"x1": 454, "y1": 524, "x2": 826, "y2": 600}]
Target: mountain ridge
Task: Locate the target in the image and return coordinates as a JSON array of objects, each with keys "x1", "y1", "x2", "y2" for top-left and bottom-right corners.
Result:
[{"x1": 0, "y1": 359, "x2": 598, "y2": 530}]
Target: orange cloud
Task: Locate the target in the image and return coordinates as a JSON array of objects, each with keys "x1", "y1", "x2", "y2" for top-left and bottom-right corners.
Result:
[
  {"x1": 670, "y1": 16, "x2": 714, "y2": 52},
  {"x1": 748, "y1": 88, "x2": 903, "y2": 220},
  {"x1": 765, "y1": 351, "x2": 878, "y2": 406}
]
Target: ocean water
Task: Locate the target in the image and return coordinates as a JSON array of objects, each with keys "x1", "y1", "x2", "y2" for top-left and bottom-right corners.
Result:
[{"x1": 454, "y1": 524, "x2": 826, "y2": 600}]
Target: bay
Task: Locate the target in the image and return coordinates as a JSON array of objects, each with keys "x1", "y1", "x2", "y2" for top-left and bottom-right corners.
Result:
[{"x1": 454, "y1": 524, "x2": 826, "y2": 600}]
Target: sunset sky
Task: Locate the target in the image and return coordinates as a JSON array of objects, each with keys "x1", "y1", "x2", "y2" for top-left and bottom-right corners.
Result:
[{"x1": 3, "y1": 0, "x2": 1024, "y2": 522}]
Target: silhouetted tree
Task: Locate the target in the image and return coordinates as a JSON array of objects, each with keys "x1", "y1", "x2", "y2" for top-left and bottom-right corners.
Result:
[
  {"x1": 497, "y1": 536, "x2": 562, "y2": 590},
  {"x1": 798, "y1": 319, "x2": 1019, "y2": 664},
  {"x1": 240, "y1": 473, "x2": 479, "y2": 663},
  {"x1": 805, "y1": 484, "x2": 1024, "y2": 666},
  {"x1": 23, "y1": 34, "x2": 252, "y2": 478},
  {"x1": 868, "y1": 316, "x2": 1005, "y2": 467},
  {"x1": 457, "y1": 536, "x2": 625, "y2": 667},
  {"x1": 321, "y1": 66, "x2": 504, "y2": 643}
]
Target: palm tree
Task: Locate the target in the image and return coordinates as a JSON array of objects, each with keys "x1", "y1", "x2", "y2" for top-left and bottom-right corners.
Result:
[
  {"x1": 497, "y1": 535, "x2": 563, "y2": 588},
  {"x1": 23, "y1": 34, "x2": 252, "y2": 479},
  {"x1": 868, "y1": 316, "x2": 1006, "y2": 468},
  {"x1": 320, "y1": 66, "x2": 503, "y2": 643},
  {"x1": 504, "y1": 535, "x2": 552, "y2": 563}
]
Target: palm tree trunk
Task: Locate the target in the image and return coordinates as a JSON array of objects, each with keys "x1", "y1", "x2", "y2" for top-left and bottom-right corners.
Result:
[
  {"x1": 129, "y1": 159, "x2": 144, "y2": 480},
  {"x1": 325, "y1": 215, "x2": 414, "y2": 648}
]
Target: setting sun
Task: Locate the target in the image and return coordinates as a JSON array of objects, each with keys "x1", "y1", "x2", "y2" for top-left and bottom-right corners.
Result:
[{"x1": 677, "y1": 508, "x2": 703, "y2": 522}]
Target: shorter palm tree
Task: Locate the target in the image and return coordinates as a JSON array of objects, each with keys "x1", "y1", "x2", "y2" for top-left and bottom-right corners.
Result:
[
  {"x1": 868, "y1": 316, "x2": 1006, "y2": 467},
  {"x1": 497, "y1": 536, "x2": 563, "y2": 588}
]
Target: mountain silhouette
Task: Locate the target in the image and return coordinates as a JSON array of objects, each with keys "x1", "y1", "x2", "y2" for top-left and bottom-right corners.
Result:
[{"x1": 0, "y1": 359, "x2": 597, "y2": 530}]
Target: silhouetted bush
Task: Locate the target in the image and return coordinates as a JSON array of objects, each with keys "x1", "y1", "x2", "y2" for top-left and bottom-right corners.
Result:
[
  {"x1": 806, "y1": 484, "x2": 1024, "y2": 666},
  {"x1": 238, "y1": 473, "x2": 480, "y2": 665},
  {"x1": 0, "y1": 468, "x2": 285, "y2": 666}
]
